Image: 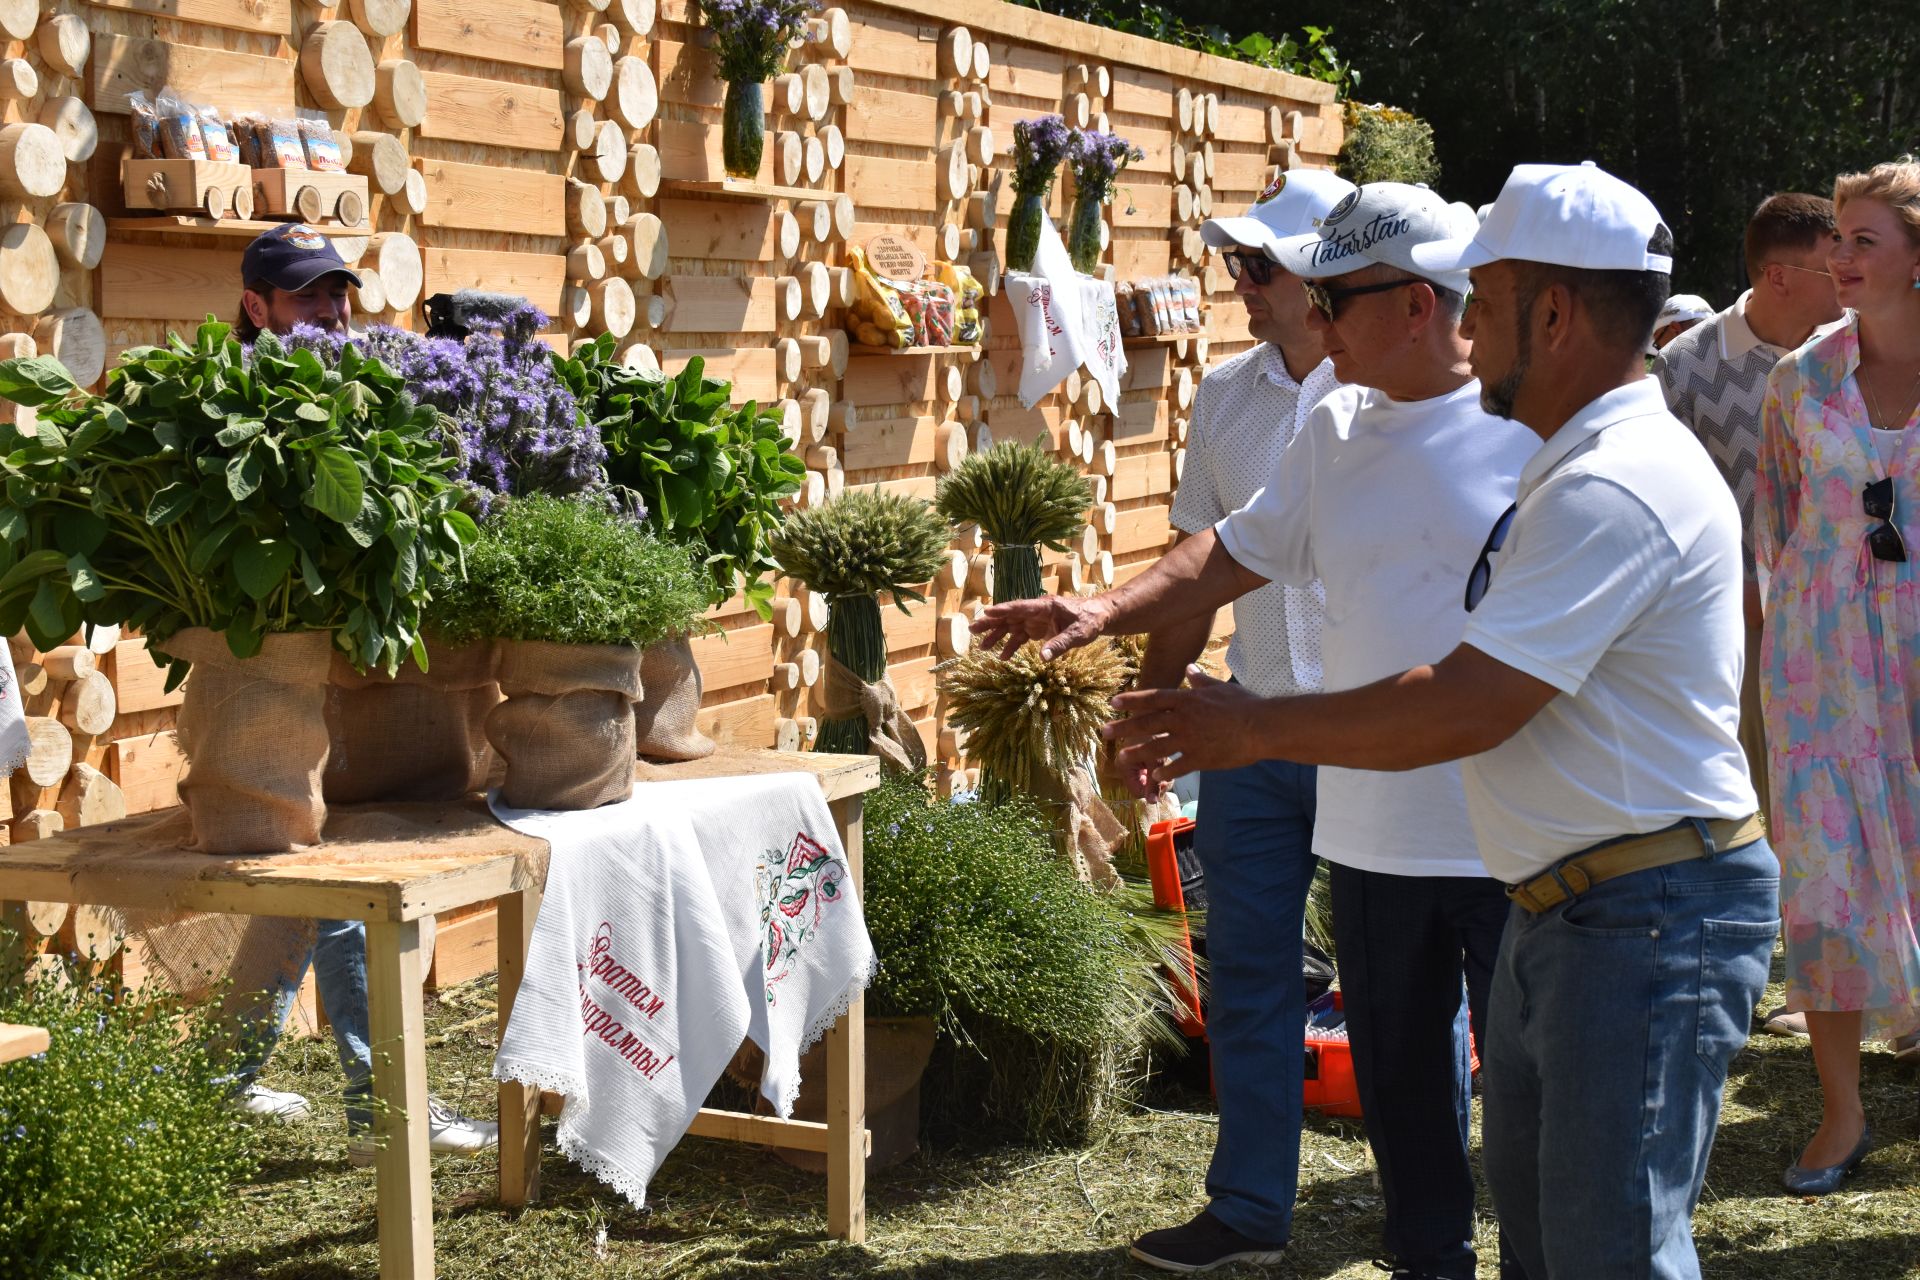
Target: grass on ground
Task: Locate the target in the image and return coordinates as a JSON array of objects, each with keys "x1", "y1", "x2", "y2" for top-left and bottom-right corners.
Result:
[{"x1": 145, "y1": 960, "x2": 1920, "y2": 1280}]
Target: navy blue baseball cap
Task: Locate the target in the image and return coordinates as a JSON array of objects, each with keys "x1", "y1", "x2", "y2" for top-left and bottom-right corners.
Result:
[{"x1": 241, "y1": 223, "x2": 361, "y2": 290}]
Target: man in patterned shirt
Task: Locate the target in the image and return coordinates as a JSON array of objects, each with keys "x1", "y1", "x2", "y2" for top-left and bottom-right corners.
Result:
[
  {"x1": 1127, "y1": 167, "x2": 1353, "y2": 1272},
  {"x1": 1652, "y1": 194, "x2": 1839, "y2": 828}
]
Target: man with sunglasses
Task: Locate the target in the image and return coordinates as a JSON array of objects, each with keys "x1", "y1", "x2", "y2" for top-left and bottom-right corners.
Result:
[
  {"x1": 1079, "y1": 163, "x2": 1768, "y2": 1280},
  {"x1": 1122, "y1": 167, "x2": 1353, "y2": 1274},
  {"x1": 982, "y1": 182, "x2": 1537, "y2": 1278}
]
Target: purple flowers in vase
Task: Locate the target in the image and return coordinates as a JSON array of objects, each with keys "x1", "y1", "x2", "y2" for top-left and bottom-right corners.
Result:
[
  {"x1": 1012, "y1": 115, "x2": 1074, "y2": 197},
  {"x1": 1065, "y1": 129, "x2": 1145, "y2": 205},
  {"x1": 698, "y1": 0, "x2": 820, "y2": 81}
]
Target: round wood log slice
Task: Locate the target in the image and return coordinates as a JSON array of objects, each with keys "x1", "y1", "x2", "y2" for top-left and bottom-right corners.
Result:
[
  {"x1": 609, "y1": 56, "x2": 657, "y2": 130},
  {"x1": 798, "y1": 199, "x2": 829, "y2": 244},
  {"x1": 302, "y1": 22, "x2": 377, "y2": 110},
  {"x1": 596, "y1": 231, "x2": 629, "y2": 271},
  {"x1": 970, "y1": 42, "x2": 990, "y2": 80},
  {"x1": 0, "y1": 222, "x2": 59, "y2": 315},
  {"x1": 82, "y1": 622, "x2": 119, "y2": 655},
  {"x1": 590, "y1": 119, "x2": 626, "y2": 184},
  {"x1": 775, "y1": 130, "x2": 802, "y2": 186},
  {"x1": 371, "y1": 231, "x2": 422, "y2": 310},
  {"x1": 827, "y1": 327, "x2": 849, "y2": 377},
  {"x1": 332, "y1": 233, "x2": 370, "y2": 266},
  {"x1": 940, "y1": 26, "x2": 972, "y2": 78},
  {"x1": 773, "y1": 275, "x2": 800, "y2": 322},
  {"x1": 45, "y1": 202, "x2": 103, "y2": 271},
  {"x1": 608, "y1": 0, "x2": 654, "y2": 36},
  {"x1": 58, "y1": 669, "x2": 115, "y2": 736},
  {"x1": 0, "y1": 122, "x2": 66, "y2": 199},
  {"x1": 0, "y1": 0, "x2": 33, "y2": 41},
  {"x1": 36, "y1": 95, "x2": 95, "y2": 163},
  {"x1": 347, "y1": 129, "x2": 408, "y2": 194},
  {"x1": 590, "y1": 277, "x2": 635, "y2": 338},
  {"x1": 820, "y1": 123, "x2": 844, "y2": 172},
  {"x1": 1176, "y1": 87, "x2": 1194, "y2": 134},
  {"x1": 771, "y1": 73, "x2": 802, "y2": 117},
  {"x1": 37, "y1": 14, "x2": 88, "y2": 78},
  {"x1": 568, "y1": 241, "x2": 607, "y2": 282},
  {"x1": 774, "y1": 337, "x2": 800, "y2": 383},
  {"x1": 33, "y1": 307, "x2": 104, "y2": 387},
  {"x1": 606, "y1": 193, "x2": 629, "y2": 224},
  {"x1": 798, "y1": 261, "x2": 830, "y2": 319},
  {"x1": 395, "y1": 167, "x2": 427, "y2": 216},
  {"x1": 831, "y1": 194, "x2": 856, "y2": 242},
  {"x1": 72, "y1": 903, "x2": 121, "y2": 962},
  {"x1": 565, "y1": 107, "x2": 597, "y2": 152},
  {"x1": 829, "y1": 65, "x2": 854, "y2": 106},
  {"x1": 23, "y1": 900, "x2": 67, "y2": 936},
  {"x1": 374, "y1": 59, "x2": 427, "y2": 129},
  {"x1": 0, "y1": 58, "x2": 35, "y2": 101},
  {"x1": 561, "y1": 283, "x2": 591, "y2": 328},
  {"x1": 626, "y1": 211, "x2": 667, "y2": 278},
  {"x1": 349, "y1": 0, "x2": 411, "y2": 37},
  {"x1": 354, "y1": 267, "x2": 387, "y2": 313},
  {"x1": 819, "y1": 6, "x2": 851, "y2": 57},
  {"x1": 801, "y1": 63, "x2": 829, "y2": 121},
  {"x1": 22, "y1": 715, "x2": 70, "y2": 787},
  {"x1": 803, "y1": 134, "x2": 824, "y2": 183},
  {"x1": 623, "y1": 142, "x2": 660, "y2": 198},
  {"x1": 567, "y1": 179, "x2": 607, "y2": 239},
  {"x1": 565, "y1": 36, "x2": 613, "y2": 100},
  {"x1": 938, "y1": 222, "x2": 960, "y2": 261},
  {"x1": 774, "y1": 208, "x2": 800, "y2": 258}
]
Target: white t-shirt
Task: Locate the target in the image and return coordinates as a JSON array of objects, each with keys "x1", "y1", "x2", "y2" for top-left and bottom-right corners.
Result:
[
  {"x1": 1216, "y1": 380, "x2": 1536, "y2": 878},
  {"x1": 1168, "y1": 344, "x2": 1342, "y2": 696},
  {"x1": 1460, "y1": 378, "x2": 1756, "y2": 882}
]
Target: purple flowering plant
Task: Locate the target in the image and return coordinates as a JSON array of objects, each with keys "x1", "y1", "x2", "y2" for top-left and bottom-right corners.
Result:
[
  {"x1": 698, "y1": 0, "x2": 820, "y2": 82},
  {"x1": 1012, "y1": 115, "x2": 1073, "y2": 196},
  {"x1": 1065, "y1": 128, "x2": 1145, "y2": 203}
]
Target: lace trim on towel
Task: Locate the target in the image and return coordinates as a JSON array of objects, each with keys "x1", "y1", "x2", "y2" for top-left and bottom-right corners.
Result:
[
  {"x1": 494, "y1": 1060, "x2": 654, "y2": 1210},
  {"x1": 768, "y1": 951, "x2": 881, "y2": 1118}
]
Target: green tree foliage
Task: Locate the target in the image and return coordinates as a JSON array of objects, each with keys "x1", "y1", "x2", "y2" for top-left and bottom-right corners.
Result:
[{"x1": 1017, "y1": 0, "x2": 1356, "y2": 91}]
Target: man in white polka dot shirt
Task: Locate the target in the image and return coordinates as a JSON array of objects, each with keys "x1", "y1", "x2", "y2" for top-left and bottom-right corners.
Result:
[{"x1": 1127, "y1": 169, "x2": 1353, "y2": 1271}]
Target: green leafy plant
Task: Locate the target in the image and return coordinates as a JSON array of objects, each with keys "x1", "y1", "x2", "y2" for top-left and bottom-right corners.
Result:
[
  {"x1": 865, "y1": 776, "x2": 1188, "y2": 1144},
  {"x1": 553, "y1": 341, "x2": 804, "y2": 621},
  {"x1": 935, "y1": 439, "x2": 1093, "y2": 602},
  {"x1": 1019, "y1": 0, "x2": 1356, "y2": 92},
  {"x1": 769, "y1": 489, "x2": 950, "y2": 753},
  {"x1": 430, "y1": 495, "x2": 709, "y2": 649},
  {"x1": 0, "y1": 936, "x2": 257, "y2": 1280},
  {"x1": 1338, "y1": 101, "x2": 1441, "y2": 187},
  {"x1": 0, "y1": 322, "x2": 476, "y2": 677}
]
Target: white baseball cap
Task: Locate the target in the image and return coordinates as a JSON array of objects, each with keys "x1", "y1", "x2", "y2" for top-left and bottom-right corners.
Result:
[
  {"x1": 1411, "y1": 161, "x2": 1674, "y2": 276},
  {"x1": 1269, "y1": 182, "x2": 1480, "y2": 292},
  {"x1": 1655, "y1": 293, "x2": 1714, "y2": 328},
  {"x1": 1200, "y1": 169, "x2": 1357, "y2": 259}
]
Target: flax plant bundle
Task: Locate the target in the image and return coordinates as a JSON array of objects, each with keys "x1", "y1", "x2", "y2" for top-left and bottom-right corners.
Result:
[{"x1": 934, "y1": 439, "x2": 1094, "y2": 603}]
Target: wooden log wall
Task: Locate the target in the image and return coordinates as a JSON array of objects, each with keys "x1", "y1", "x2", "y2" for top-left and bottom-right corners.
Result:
[{"x1": 5, "y1": 0, "x2": 1342, "y2": 988}]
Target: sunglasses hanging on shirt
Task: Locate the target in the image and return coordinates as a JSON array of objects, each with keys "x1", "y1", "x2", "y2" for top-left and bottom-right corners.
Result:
[
  {"x1": 1465, "y1": 503, "x2": 1519, "y2": 611},
  {"x1": 1863, "y1": 477, "x2": 1908, "y2": 563}
]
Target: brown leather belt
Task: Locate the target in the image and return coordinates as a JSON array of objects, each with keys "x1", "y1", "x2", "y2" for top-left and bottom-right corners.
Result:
[{"x1": 1506, "y1": 814, "x2": 1767, "y2": 914}]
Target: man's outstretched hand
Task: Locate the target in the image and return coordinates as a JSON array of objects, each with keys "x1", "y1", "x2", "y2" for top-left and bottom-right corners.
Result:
[
  {"x1": 1104, "y1": 666, "x2": 1267, "y2": 787},
  {"x1": 971, "y1": 593, "x2": 1114, "y2": 661}
]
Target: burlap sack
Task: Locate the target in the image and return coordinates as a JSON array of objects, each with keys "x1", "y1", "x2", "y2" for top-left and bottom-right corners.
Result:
[
  {"x1": 164, "y1": 627, "x2": 333, "y2": 855},
  {"x1": 632, "y1": 634, "x2": 716, "y2": 761},
  {"x1": 323, "y1": 640, "x2": 500, "y2": 803},
  {"x1": 487, "y1": 639, "x2": 644, "y2": 810}
]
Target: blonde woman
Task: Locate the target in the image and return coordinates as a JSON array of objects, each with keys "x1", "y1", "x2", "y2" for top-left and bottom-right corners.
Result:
[{"x1": 1757, "y1": 158, "x2": 1920, "y2": 1195}]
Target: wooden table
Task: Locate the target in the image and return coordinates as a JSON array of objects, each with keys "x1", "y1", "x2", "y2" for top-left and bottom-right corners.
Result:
[
  {"x1": 0, "y1": 747, "x2": 880, "y2": 1278},
  {"x1": 0, "y1": 1021, "x2": 49, "y2": 1063}
]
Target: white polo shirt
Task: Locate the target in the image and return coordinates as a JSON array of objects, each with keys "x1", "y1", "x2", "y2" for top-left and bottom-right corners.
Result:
[
  {"x1": 1217, "y1": 380, "x2": 1536, "y2": 878},
  {"x1": 1169, "y1": 343, "x2": 1342, "y2": 697},
  {"x1": 1459, "y1": 378, "x2": 1756, "y2": 883}
]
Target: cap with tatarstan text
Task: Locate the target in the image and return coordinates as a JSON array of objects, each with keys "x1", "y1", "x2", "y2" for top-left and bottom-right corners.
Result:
[
  {"x1": 240, "y1": 223, "x2": 362, "y2": 291},
  {"x1": 1200, "y1": 169, "x2": 1357, "y2": 261},
  {"x1": 1410, "y1": 162, "x2": 1673, "y2": 276},
  {"x1": 1268, "y1": 181, "x2": 1478, "y2": 292}
]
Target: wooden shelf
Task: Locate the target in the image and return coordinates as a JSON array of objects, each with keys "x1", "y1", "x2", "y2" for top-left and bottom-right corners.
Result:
[
  {"x1": 848, "y1": 343, "x2": 982, "y2": 358},
  {"x1": 1123, "y1": 332, "x2": 1201, "y2": 347},
  {"x1": 667, "y1": 178, "x2": 839, "y2": 203},
  {"x1": 106, "y1": 216, "x2": 369, "y2": 239}
]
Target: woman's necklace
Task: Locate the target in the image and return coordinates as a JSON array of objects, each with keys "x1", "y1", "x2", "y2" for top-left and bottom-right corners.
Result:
[{"x1": 1861, "y1": 362, "x2": 1920, "y2": 430}]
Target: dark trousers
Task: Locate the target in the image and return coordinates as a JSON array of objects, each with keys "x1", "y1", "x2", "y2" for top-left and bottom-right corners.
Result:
[{"x1": 1330, "y1": 863, "x2": 1511, "y2": 1280}]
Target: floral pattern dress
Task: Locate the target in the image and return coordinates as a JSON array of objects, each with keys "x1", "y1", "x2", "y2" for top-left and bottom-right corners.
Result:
[{"x1": 1757, "y1": 316, "x2": 1920, "y2": 1036}]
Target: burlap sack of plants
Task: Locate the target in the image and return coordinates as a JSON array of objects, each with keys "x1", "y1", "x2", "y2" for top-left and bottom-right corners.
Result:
[
  {"x1": 488, "y1": 639, "x2": 645, "y2": 810},
  {"x1": 632, "y1": 633, "x2": 716, "y2": 761},
  {"x1": 165, "y1": 627, "x2": 334, "y2": 854},
  {"x1": 323, "y1": 640, "x2": 500, "y2": 804}
]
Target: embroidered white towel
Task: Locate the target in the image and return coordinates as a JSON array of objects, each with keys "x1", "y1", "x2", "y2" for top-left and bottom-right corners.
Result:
[
  {"x1": 1005, "y1": 216, "x2": 1127, "y2": 411},
  {"x1": 491, "y1": 772, "x2": 875, "y2": 1207}
]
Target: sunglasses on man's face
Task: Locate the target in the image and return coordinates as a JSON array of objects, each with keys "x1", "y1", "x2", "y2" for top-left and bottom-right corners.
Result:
[
  {"x1": 1864, "y1": 476, "x2": 1908, "y2": 563},
  {"x1": 1303, "y1": 277, "x2": 1420, "y2": 322},
  {"x1": 1222, "y1": 250, "x2": 1276, "y2": 287}
]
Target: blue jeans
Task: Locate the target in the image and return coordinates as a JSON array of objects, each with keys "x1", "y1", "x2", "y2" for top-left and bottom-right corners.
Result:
[
  {"x1": 1191, "y1": 757, "x2": 1319, "y2": 1243},
  {"x1": 1481, "y1": 834, "x2": 1779, "y2": 1280},
  {"x1": 232, "y1": 918, "x2": 376, "y2": 1129},
  {"x1": 1330, "y1": 864, "x2": 1511, "y2": 1280}
]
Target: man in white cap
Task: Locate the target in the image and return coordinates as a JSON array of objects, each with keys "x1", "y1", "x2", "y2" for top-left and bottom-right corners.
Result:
[
  {"x1": 1072, "y1": 162, "x2": 1773, "y2": 1279},
  {"x1": 1648, "y1": 292, "x2": 1716, "y2": 353},
  {"x1": 988, "y1": 182, "x2": 1537, "y2": 1278},
  {"x1": 1123, "y1": 167, "x2": 1351, "y2": 1271}
]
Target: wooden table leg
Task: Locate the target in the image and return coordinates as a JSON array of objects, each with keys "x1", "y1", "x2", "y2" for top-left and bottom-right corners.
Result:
[
  {"x1": 365, "y1": 918, "x2": 433, "y2": 1279},
  {"x1": 497, "y1": 883, "x2": 544, "y2": 1207},
  {"x1": 825, "y1": 795, "x2": 867, "y2": 1243}
]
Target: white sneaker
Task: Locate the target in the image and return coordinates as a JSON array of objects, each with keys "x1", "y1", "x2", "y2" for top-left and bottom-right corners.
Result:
[
  {"x1": 346, "y1": 1096, "x2": 501, "y2": 1167},
  {"x1": 230, "y1": 1083, "x2": 313, "y2": 1124}
]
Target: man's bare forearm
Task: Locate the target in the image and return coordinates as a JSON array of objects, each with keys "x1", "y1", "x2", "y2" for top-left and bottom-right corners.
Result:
[
  {"x1": 1137, "y1": 610, "x2": 1217, "y2": 691},
  {"x1": 1098, "y1": 528, "x2": 1266, "y2": 639}
]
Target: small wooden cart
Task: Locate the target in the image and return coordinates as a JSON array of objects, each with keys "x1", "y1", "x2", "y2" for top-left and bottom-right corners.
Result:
[{"x1": 0, "y1": 747, "x2": 879, "y2": 1278}]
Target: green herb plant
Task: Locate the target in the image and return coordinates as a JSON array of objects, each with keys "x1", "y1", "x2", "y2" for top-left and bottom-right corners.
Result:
[
  {"x1": 769, "y1": 489, "x2": 950, "y2": 754},
  {"x1": 0, "y1": 933, "x2": 257, "y2": 1280},
  {"x1": 0, "y1": 323, "x2": 476, "y2": 678},
  {"x1": 1338, "y1": 101, "x2": 1441, "y2": 187},
  {"x1": 554, "y1": 341, "x2": 803, "y2": 621},
  {"x1": 431, "y1": 495, "x2": 709, "y2": 649},
  {"x1": 934, "y1": 439, "x2": 1093, "y2": 603}
]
